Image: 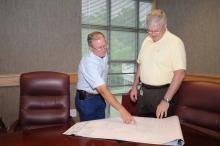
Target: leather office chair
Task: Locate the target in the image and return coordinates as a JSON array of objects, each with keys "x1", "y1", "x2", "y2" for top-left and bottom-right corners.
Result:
[
  {"x1": 121, "y1": 91, "x2": 137, "y2": 115},
  {"x1": 10, "y1": 71, "x2": 74, "y2": 131}
]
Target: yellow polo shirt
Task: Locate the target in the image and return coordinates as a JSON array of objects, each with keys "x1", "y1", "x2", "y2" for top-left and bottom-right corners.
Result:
[{"x1": 137, "y1": 30, "x2": 186, "y2": 86}]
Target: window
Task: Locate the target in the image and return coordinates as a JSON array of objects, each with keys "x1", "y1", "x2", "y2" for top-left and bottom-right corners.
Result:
[{"x1": 82, "y1": 0, "x2": 152, "y2": 117}]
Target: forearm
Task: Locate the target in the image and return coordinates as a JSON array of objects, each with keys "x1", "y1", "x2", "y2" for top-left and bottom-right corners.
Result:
[
  {"x1": 164, "y1": 69, "x2": 185, "y2": 101},
  {"x1": 96, "y1": 84, "x2": 126, "y2": 113},
  {"x1": 132, "y1": 65, "x2": 141, "y2": 89}
]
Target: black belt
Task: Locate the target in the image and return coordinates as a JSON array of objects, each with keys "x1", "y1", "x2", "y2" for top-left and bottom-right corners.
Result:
[
  {"x1": 77, "y1": 90, "x2": 100, "y2": 96},
  {"x1": 142, "y1": 83, "x2": 170, "y2": 89}
]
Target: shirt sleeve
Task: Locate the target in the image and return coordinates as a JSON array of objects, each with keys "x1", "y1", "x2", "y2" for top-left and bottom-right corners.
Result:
[{"x1": 171, "y1": 39, "x2": 187, "y2": 71}]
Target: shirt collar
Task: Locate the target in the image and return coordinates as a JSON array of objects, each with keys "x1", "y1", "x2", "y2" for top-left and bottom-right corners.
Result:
[{"x1": 89, "y1": 51, "x2": 107, "y2": 60}]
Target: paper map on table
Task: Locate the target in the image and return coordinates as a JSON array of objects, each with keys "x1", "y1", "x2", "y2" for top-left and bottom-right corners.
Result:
[{"x1": 63, "y1": 116, "x2": 184, "y2": 146}]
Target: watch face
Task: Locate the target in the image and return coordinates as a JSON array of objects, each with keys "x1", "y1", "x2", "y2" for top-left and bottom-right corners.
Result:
[{"x1": 163, "y1": 98, "x2": 169, "y2": 103}]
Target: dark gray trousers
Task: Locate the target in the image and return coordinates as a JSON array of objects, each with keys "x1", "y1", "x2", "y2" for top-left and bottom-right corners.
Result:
[{"x1": 137, "y1": 86, "x2": 177, "y2": 118}]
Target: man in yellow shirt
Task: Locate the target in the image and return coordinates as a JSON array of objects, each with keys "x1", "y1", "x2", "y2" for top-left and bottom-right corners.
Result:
[{"x1": 130, "y1": 9, "x2": 186, "y2": 119}]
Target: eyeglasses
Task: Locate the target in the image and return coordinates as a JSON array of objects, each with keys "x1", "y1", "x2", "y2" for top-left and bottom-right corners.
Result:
[
  {"x1": 147, "y1": 30, "x2": 161, "y2": 34},
  {"x1": 92, "y1": 44, "x2": 108, "y2": 50},
  {"x1": 147, "y1": 26, "x2": 164, "y2": 34}
]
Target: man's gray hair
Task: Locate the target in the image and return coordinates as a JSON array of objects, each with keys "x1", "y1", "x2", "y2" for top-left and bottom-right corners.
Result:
[{"x1": 146, "y1": 9, "x2": 167, "y2": 28}]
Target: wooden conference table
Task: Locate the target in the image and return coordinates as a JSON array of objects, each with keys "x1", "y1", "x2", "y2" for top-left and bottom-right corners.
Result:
[{"x1": 0, "y1": 124, "x2": 219, "y2": 146}]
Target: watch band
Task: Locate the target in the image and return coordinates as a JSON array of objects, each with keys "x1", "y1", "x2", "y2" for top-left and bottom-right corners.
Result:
[{"x1": 162, "y1": 97, "x2": 169, "y2": 103}]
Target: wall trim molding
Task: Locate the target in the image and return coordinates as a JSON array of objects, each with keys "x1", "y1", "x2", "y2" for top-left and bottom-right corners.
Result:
[
  {"x1": 184, "y1": 74, "x2": 220, "y2": 83},
  {"x1": 0, "y1": 73, "x2": 219, "y2": 87},
  {"x1": 0, "y1": 72, "x2": 78, "y2": 87}
]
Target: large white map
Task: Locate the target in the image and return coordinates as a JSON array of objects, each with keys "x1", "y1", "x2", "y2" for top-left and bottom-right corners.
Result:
[{"x1": 63, "y1": 116, "x2": 184, "y2": 146}]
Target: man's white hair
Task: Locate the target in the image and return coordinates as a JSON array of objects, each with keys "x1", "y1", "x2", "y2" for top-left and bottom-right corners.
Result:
[{"x1": 146, "y1": 9, "x2": 167, "y2": 28}]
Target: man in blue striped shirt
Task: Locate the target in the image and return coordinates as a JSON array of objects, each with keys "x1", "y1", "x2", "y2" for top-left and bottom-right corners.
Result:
[{"x1": 75, "y1": 31, "x2": 134, "y2": 124}]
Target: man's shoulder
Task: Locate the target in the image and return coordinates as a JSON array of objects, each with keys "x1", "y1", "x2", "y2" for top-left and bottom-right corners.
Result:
[
  {"x1": 144, "y1": 36, "x2": 152, "y2": 42},
  {"x1": 166, "y1": 30, "x2": 183, "y2": 43},
  {"x1": 141, "y1": 36, "x2": 153, "y2": 47},
  {"x1": 81, "y1": 53, "x2": 102, "y2": 68},
  {"x1": 82, "y1": 52, "x2": 95, "y2": 61}
]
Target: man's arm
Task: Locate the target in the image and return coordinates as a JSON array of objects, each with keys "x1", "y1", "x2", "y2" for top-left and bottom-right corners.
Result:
[
  {"x1": 130, "y1": 64, "x2": 141, "y2": 102},
  {"x1": 164, "y1": 69, "x2": 186, "y2": 101},
  {"x1": 156, "y1": 69, "x2": 186, "y2": 118},
  {"x1": 96, "y1": 84, "x2": 135, "y2": 124}
]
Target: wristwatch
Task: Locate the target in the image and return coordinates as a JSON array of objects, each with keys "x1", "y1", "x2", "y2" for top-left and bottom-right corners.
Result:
[{"x1": 162, "y1": 97, "x2": 170, "y2": 103}]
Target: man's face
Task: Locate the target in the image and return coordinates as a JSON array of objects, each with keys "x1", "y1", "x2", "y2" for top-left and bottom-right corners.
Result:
[
  {"x1": 91, "y1": 36, "x2": 107, "y2": 58},
  {"x1": 147, "y1": 23, "x2": 166, "y2": 42}
]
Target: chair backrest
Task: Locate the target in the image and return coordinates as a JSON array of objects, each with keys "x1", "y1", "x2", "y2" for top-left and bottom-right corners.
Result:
[
  {"x1": 18, "y1": 71, "x2": 70, "y2": 129},
  {"x1": 176, "y1": 81, "x2": 220, "y2": 136},
  {"x1": 121, "y1": 91, "x2": 137, "y2": 115}
]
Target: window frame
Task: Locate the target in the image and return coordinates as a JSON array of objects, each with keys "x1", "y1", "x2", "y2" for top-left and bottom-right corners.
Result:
[{"x1": 82, "y1": 0, "x2": 153, "y2": 95}]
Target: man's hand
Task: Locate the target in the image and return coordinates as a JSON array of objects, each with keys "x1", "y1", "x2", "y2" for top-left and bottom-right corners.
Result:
[
  {"x1": 130, "y1": 87, "x2": 138, "y2": 102},
  {"x1": 156, "y1": 100, "x2": 169, "y2": 119},
  {"x1": 120, "y1": 109, "x2": 136, "y2": 124},
  {"x1": 96, "y1": 84, "x2": 135, "y2": 124}
]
